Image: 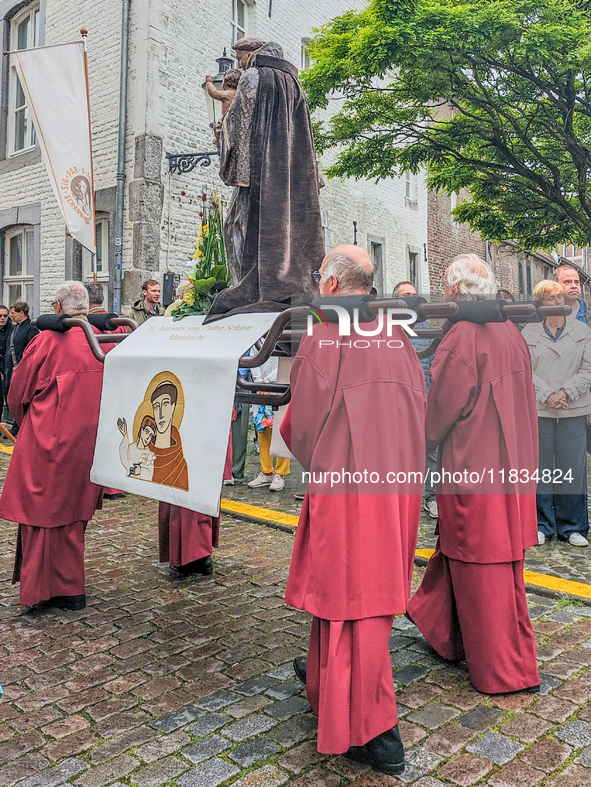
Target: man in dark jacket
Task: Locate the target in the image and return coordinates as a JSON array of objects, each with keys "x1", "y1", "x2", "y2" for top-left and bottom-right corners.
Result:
[
  {"x1": 0, "y1": 305, "x2": 11, "y2": 426},
  {"x1": 5, "y1": 301, "x2": 39, "y2": 435}
]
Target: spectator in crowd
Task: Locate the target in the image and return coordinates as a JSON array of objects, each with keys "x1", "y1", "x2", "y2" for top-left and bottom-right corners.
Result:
[
  {"x1": 0, "y1": 305, "x2": 11, "y2": 427},
  {"x1": 392, "y1": 280, "x2": 438, "y2": 519},
  {"x1": 522, "y1": 280, "x2": 591, "y2": 547},
  {"x1": 0, "y1": 281, "x2": 104, "y2": 610},
  {"x1": 555, "y1": 264, "x2": 591, "y2": 324},
  {"x1": 496, "y1": 289, "x2": 515, "y2": 302},
  {"x1": 126, "y1": 279, "x2": 165, "y2": 324},
  {"x1": 85, "y1": 282, "x2": 108, "y2": 314},
  {"x1": 4, "y1": 302, "x2": 39, "y2": 436},
  {"x1": 248, "y1": 356, "x2": 290, "y2": 491}
]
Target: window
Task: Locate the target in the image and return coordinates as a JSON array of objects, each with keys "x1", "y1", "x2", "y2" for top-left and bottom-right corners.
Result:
[
  {"x1": 9, "y1": 4, "x2": 40, "y2": 155},
  {"x1": 526, "y1": 263, "x2": 532, "y2": 297},
  {"x1": 320, "y1": 208, "x2": 331, "y2": 254},
  {"x1": 231, "y1": 0, "x2": 247, "y2": 44},
  {"x1": 301, "y1": 39, "x2": 311, "y2": 71},
  {"x1": 370, "y1": 242, "x2": 384, "y2": 295},
  {"x1": 409, "y1": 251, "x2": 419, "y2": 287},
  {"x1": 405, "y1": 171, "x2": 412, "y2": 200},
  {"x1": 4, "y1": 226, "x2": 35, "y2": 309},
  {"x1": 518, "y1": 261, "x2": 524, "y2": 296},
  {"x1": 82, "y1": 216, "x2": 110, "y2": 304}
]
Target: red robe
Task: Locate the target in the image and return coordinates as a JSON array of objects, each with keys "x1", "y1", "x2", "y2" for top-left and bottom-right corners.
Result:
[
  {"x1": 407, "y1": 320, "x2": 540, "y2": 693},
  {"x1": 281, "y1": 319, "x2": 426, "y2": 752},
  {"x1": 0, "y1": 325, "x2": 104, "y2": 606}
]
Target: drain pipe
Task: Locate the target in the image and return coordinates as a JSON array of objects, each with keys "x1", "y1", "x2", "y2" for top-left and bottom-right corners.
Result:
[{"x1": 113, "y1": 0, "x2": 130, "y2": 314}]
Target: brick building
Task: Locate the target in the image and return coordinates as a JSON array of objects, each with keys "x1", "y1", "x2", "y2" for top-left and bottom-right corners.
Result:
[{"x1": 0, "y1": 0, "x2": 430, "y2": 315}]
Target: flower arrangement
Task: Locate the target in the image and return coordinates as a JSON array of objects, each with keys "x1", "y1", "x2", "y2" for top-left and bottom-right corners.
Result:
[{"x1": 172, "y1": 189, "x2": 231, "y2": 319}]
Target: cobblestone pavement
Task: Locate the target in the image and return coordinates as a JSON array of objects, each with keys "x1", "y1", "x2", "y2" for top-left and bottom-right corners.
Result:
[
  {"x1": 3, "y1": 458, "x2": 591, "y2": 785},
  {"x1": 226, "y1": 445, "x2": 591, "y2": 585}
]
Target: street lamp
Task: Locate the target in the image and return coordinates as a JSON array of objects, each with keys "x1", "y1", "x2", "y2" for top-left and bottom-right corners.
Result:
[{"x1": 202, "y1": 48, "x2": 235, "y2": 128}]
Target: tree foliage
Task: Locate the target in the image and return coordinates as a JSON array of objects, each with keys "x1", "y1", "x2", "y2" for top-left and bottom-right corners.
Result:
[{"x1": 302, "y1": 0, "x2": 591, "y2": 249}]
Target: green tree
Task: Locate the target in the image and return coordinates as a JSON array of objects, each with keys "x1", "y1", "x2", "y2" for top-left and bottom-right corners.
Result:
[{"x1": 303, "y1": 0, "x2": 591, "y2": 249}]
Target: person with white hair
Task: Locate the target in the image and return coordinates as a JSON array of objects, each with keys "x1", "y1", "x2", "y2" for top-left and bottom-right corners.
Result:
[
  {"x1": 407, "y1": 254, "x2": 541, "y2": 694},
  {"x1": 0, "y1": 280, "x2": 105, "y2": 610}
]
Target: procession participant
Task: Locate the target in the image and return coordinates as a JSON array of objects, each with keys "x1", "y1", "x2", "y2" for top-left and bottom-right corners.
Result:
[
  {"x1": 85, "y1": 282, "x2": 126, "y2": 500},
  {"x1": 407, "y1": 254, "x2": 540, "y2": 694},
  {"x1": 0, "y1": 281, "x2": 104, "y2": 610},
  {"x1": 158, "y1": 436, "x2": 232, "y2": 576},
  {"x1": 4, "y1": 301, "x2": 39, "y2": 436},
  {"x1": 281, "y1": 245, "x2": 426, "y2": 773}
]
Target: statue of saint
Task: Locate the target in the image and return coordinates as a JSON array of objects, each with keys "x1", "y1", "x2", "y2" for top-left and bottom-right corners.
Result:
[{"x1": 206, "y1": 38, "x2": 325, "y2": 319}]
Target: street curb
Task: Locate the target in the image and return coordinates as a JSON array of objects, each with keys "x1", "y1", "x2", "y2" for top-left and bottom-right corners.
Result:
[{"x1": 223, "y1": 500, "x2": 591, "y2": 606}]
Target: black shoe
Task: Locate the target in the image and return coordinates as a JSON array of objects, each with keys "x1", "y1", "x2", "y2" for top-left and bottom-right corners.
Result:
[
  {"x1": 54, "y1": 594, "x2": 86, "y2": 611},
  {"x1": 404, "y1": 610, "x2": 415, "y2": 626},
  {"x1": 103, "y1": 493, "x2": 126, "y2": 500},
  {"x1": 524, "y1": 684, "x2": 540, "y2": 694},
  {"x1": 293, "y1": 656, "x2": 307, "y2": 685},
  {"x1": 346, "y1": 724, "x2": 405, "y2": 776},
  {"x1": 175, "y1": 556, "x2": 213, "y2": 576}
]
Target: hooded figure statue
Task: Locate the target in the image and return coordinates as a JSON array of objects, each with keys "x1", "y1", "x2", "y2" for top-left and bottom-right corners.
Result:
[{"x1": 206, "y1": 40, "x2": 325, "y2": 320}]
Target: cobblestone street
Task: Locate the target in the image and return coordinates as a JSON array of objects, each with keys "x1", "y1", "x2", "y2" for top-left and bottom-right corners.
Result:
[{"x1": 3, "y1": 455, "x2": 591, "y2": 785}]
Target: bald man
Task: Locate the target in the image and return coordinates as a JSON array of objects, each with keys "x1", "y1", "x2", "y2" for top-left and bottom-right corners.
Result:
[
  {"x1": 407, "y1": 254, "x2": 540, "y2": 694},
  {"x1": 281, "y1": 246, "x2": 426, "y2": 774}
]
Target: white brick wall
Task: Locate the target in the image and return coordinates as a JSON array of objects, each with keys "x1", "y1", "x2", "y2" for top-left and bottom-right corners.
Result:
[{"x1": 0, "y1": 0, "x2": 429, "y2": 311}]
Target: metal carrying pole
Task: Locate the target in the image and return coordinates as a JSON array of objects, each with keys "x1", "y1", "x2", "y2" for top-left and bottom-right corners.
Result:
[{"x1": 113, "y1": 0, "x2": 130, "y2": 314}]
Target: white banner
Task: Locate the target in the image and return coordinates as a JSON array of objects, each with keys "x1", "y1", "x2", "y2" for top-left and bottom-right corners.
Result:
[
  {"x1": 90, "y1": 313, "x2": 280, "y2": 516},
  {"x1": 13, "y1": 42, "x2": 95, "y2": 252}
]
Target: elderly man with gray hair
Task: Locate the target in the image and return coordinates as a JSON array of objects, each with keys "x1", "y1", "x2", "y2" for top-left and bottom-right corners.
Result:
[
  {"x1": 0, "y1": 280, "x2": 105, "y2": 611},
  {"x1": 407, "y1": 253, "x2": 541, "y2": 695}
]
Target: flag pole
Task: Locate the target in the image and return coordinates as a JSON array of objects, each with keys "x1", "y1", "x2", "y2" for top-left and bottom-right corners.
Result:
[{"x1": 81, "y1": 27, "x2": 97, "y2": 282}]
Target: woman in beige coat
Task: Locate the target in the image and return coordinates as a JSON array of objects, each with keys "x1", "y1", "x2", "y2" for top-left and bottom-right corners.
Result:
[{"x1": 522, "y1": 280, "x2": 591, "y2": 547}]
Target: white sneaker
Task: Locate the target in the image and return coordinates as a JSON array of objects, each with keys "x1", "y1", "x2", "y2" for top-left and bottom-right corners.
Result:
[
  {"x1": 269, "y1": 474, "x2": 285, "y2": 492},
  {"x1": 569, "y1": 533, "x2": 589, "y2": 547},
  {"x1": 538, "y1": 531, "x2": 546, "y2": 545},
  {"x1": 425, "y1": 500, "x2": 438, "y2": 519},
  {"x1": 223, "y1": 478, "x2": 235, "y2": 486},
  {"x1": 247, "y1": 472, "x2": 273, "y2": 488}
]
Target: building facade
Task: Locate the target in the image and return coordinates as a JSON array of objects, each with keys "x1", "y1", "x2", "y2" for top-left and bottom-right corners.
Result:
[{"x1": 0, "y1": 0, "x2": 430, "y2": 315}]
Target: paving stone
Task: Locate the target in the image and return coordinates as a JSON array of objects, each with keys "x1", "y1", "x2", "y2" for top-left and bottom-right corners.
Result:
[
  {"x1": 538, "y1": 673, "x2": 563, "y2": 694},
  {"x1": 226, "y1": 694, "x2": 273, "y2": 718},
  {"x1": 135, "y1": 729, "x2": 191, "y2": 762},
  {"x1": 229, "y1": 738, "x2": 281, "y2": 767},
  {"x1": 324, "y1": 755, "x2": 370, "y2": 779},
  {"x1": 267, "y1": 714, "x2": 318, "y2": 747},
  {"x1": 487, "y1": 761, "x2": 545, "y2": 787},
  {"x1": 90, "y1": 727, "x2": 157, "y2": 764},
  {"x1": 265, "y1": 695, "x2": 310, "y2": 720},
  {"x1": 393, "y1": 665, "x2": 429, "y2": 686},
  {"x1": 0, "y1": 732, "x2": 46, "y2": 763},
  {"x1": 576, "y1": 745, "x2": 591, "y2": 768},
  {"x1": 531, "y1": 695, "x2": 577, "y2": 722},
  {"x1": 398, "y1": 720, "x2": 427, "y2": 747},
  {"x1": 389, "y1": 635, "x2": 412, "y2": 652},
  {"x1": 13, "y1": 757, "x2": 88, "y2": 787},
  {"x1": 438, "y1": 753, "x2": 493, "y2": 786},
  {"x1": 177, "y1": 757, "x2": 239, "y2": 787},
  {"x1": 231, "y1": 765, "x2": 288, "y2": 787},
  {"x1": 460, "y1": 705, "x2": 503, "y2": 730},
  {"x1": 193, "y1": 689, "x2": 242, "y2": 711},
  {"x1": 182, "y1": 735, "x2": 231, "y2": 764},
  {"x1": 423, "y1": 724, "x2": 476, "y2": 756},
  {"x1": 266, "y1": 663, "x2": 297, "y2": 681},
  {"x1": 520, "y1": 739, "x2": 572, "y2": 772},
  {"x1": 148, "y1": 705, "x2": 201, "y2": 733},
  {"x1": 129, "y1": 755, "x2": 188, "y2": 787},
  {"x1": 223, "y1": 712, "x2": 278, "y2": 741},
  {"x1": 185, "y1": 713, "x2": 230, "y2": 737},
  {"x1": 547, "y1": 764, "x2": 591, "y2": 787},
  {"x1": 75, "y1": 754, "x2": 139, "y2": 787},
  {"x1": 287, "y1": 768, "x2": 340, "y2": 787},
  {"x1": 556, "y1": 720, "x2": 591, "y2": 747},
  {"x1": 397, "y1": 747, "x2": 443, "y2": 784},
  {"x1": 441, "y1": 686, "x2": 482, "y2": 711},
  {"x1": 501, "y1": 712, "x2": 552, "y2": 742},
  {"x1": 407, "y1": 703, "x2": 461, "y2": 729},
  {"x1": 0, "y1": 754, "x2": 50, "y2": 787},
  {"x1": 467, "y1": 733, "x2": 524, "y2": 765},
  {"x1": 265, "y1": 680, "x2": 303, "y2": 700}
]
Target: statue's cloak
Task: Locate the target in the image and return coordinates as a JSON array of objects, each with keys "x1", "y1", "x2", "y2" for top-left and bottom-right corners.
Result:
[{"x1": 207, "y1": 52, "x2": 324, "y2": 319}]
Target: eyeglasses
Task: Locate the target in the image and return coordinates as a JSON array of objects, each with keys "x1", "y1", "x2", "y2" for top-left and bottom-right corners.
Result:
[{"x1": 313, "y1": 270, "x2": 322, "y2": 284}]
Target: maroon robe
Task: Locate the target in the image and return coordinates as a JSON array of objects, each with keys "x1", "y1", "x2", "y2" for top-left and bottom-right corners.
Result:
[
  {"x1": 281, "y1": 319, "x2": 426, "y2": 753},
  {"x1": 0, "y1": 325, "x2": 104, "y2": 606},
  {"x1": 407, "y1": 320, "x2": 540, "y2": 693},
  {"x1": 158, "y1": 431, "x2": 232, "y2": 568}
]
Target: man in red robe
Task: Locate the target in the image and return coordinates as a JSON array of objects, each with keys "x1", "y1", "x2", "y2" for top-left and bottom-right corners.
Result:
[
  {"x1": 280, "y1": 245, "x2": 426, "y2": 775},
  {"x1": 407, "y1": 254, "x2": 540, "y2": 694},
  {"x1": 0, "y1": 281, "x2": 105, "y2": 610}
]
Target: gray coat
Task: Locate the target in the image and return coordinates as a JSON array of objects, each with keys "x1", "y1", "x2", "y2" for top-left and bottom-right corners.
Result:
[{"x1": 522, "y1": 318, "x2": 591, "y2": 418}]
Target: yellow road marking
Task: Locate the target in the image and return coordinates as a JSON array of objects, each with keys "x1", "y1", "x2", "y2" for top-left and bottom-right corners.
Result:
[
  {"x1": 0, "y1": 444, "x2": 13, "y2": 455},
  {"x1": 221, "y1": 499, "x2": 591, "y2": 601}
]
